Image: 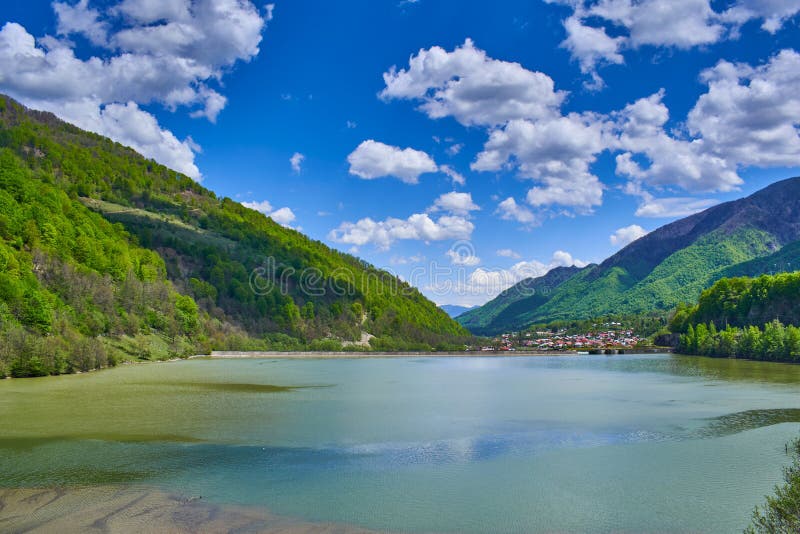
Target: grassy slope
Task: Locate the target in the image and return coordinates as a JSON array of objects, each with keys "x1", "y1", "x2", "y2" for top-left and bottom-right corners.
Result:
[
  {"x1": 531, "y1": 227, "x2": 776, "y2": 323},
  {"x1": 456, "y1": 266, "x2": 585, "y2": 334}
]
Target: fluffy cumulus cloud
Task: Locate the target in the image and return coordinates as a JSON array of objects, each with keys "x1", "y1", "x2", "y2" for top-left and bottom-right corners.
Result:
[
  {"x1": 495, "y1": 197, "x2": 538, "y2": 226},
  {"x1": 347, "y1": 140, "x2": 438, "y2": 184},
  {"x1": 549, "y1": 0, "x2": 800, "y2": 86},
  {"x1": 560, "y1": 15, "x2": 624, "y2": 89},
  {"x1": 381, "y1": 40, "x2": 607, "y2": 218},
  {"x1": 687, "y1": 50, "x2": 800, "y2": 170},
  {"x1": 473, "y1": 113, "x2": 607, "y2": 211},
  {"x1": 329, "y1": 214, "x2": 474, "y2": 250},
  {"x1": 380, "y1": 38, "x2": 565, "y2": 127},
  {"x1": 54, "y1": 0, "x2": 109, "y2": 46},
  {"x1": 382, "y1": 39, "x2": 800, "y2": 226},
  {"x1": 269, "y1": 207, "x2": 297, "y2": 226},
  {"x1": 241, "y1": 199, "x2": 297, "y2": 227},
  {"x1": 609, "y1": 224, "x2": 648, "y2": 247},
  {"x1": 329, "y1": 191, "x2": 480, "y2": 250},
  {"x1": 611, "y1": 90, "x2": 742, "y2": 193},
  {"x1": 0, "y1": 0, "x2": 270, "y2": 180},
  {"x1": 429, "y1": 191, "x2": 480, "y2": 215},
  {"x1": 613, "y1": 50, "x2": 800, "y2": 203}
]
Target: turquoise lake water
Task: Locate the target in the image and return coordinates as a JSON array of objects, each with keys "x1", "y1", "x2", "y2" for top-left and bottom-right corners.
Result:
[{"x1": 2, "y1": 353, "x2": 800, "y2": 532}]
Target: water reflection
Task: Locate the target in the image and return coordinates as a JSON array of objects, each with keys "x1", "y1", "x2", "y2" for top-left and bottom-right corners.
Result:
[
  {"x1": 519, "y1": 353, "x2": 800, "y2": 385},
  {"x1": 698, "y1": 408, "x2": 800, "y2": 437}
]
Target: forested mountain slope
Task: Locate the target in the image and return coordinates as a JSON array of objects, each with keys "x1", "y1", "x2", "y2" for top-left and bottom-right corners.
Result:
[
  {"x1": 0, "y1": 96, "x2": 468, "y2": 376},
  {"x1": 461, "y1": 177, "x2": 800, "y2": 333},
  {"x1": 457, "y1": 266, "x2": 585, "y2": 335}
]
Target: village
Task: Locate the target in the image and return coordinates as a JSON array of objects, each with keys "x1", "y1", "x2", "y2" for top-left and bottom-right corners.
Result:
[{"x1": 481, "y1": 323, "x2": 645, "y2": 352}]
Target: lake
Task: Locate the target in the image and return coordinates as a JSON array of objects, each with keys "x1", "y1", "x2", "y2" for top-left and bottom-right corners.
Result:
[{"x1": 2, "y1": 353, "x2": 800, "y2": 533}]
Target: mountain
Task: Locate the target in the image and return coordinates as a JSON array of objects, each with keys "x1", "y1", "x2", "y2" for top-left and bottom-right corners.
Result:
[
  {"x1": 457, "y1": 266, "x2": 586, "y2": 334},
  {"x1": 461, "y1": 177, "x2": 800, "y2": 334},
  {"x1": 0, "y1": 96, "x2": 468, "y2": 376},
  {"x1": 439, "y1": 305, "x2": 476, "y2": 318}
]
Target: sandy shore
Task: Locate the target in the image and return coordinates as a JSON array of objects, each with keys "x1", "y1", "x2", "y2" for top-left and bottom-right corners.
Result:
[
  {"x1": 0, "y1": 486, "x2": 380, "y2": 534},
  {"x1": 205, "y1": 350, "x2": 578, "y2": 359}
]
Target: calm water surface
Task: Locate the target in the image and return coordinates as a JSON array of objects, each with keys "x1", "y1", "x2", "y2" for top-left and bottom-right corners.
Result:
[{"x1": 2, "y1": 354, "x2": 800, "y2": 533}]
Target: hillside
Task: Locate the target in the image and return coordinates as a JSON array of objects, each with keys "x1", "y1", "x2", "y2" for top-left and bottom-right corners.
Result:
[
  {"x1": 462, "y1": 177, "x2": 800, "y2": 333},
  {"x1": 457, "y1": 266, "x2": 586, "y2": 334},
  {"x1": 672, "y1": 271, "x2": 800, "y2": 332},
  {"x1": 671, "y1": 271, "x2": 800, "y2": 363},
  {"x1": 0, "y1": 96, "x2": 468, "y2": 376}
]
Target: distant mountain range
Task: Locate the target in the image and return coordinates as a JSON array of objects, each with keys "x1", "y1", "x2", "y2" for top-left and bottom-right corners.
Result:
[
  {"x1": 439, "y1": 305, "x2": 476, "y2": 318},
  {"x1": 459, "y1": 178, "x2": 800, "y2": 335}
]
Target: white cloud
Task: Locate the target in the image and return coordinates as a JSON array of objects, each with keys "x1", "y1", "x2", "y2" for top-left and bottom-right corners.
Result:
[
  {"x1": 560, "y1": 14, "x2": 624, "y2": 89},
  {"x1": 329, "y1": 213, "x2": 474, "y2": 250},
  {"x1": 687, "y1": 50, "x2": 800, "y2": 170},
  {"x1": 330, "y1": 191, "x2": 479, "y2": 250},
  {"x1": 290, "y1": 152, "x2": 305, "y2": 173},
  {"x1": 552, "y1": 250, "x2": 587, "y2": 267},
  {"x1": 429, "y1": 191, "x2": 479, "y2": 215},
  {"x1": 446, "y1": 249, "x2": 481, "y2": 266},
  {"x1": 53, "y1": 0, "x2": 109, "y2": 46},
  {"x1": 269, "y1": 207, "x2": 296, "y2": 226},
  {"x1": 462, "y1": 250, "x2": 587, "y2": 295},
  {"x1": 347, "y1": 140, "x2": 438, "y2": 184},
  {"x1": 113, "y1": 0, "x2": 192, "y2": 24},
  {"x1": 612, "y1": 91, "x2": 742, "y2": 193},
  {"x1": 621, "y1": 180, "x2": 719, "y2": 218},
  {"x1": 496, "y1": 248, "x2": 521, "y2": 259},
  {"x1": 551, "y1": 0, "x2": 800, "y2": 85},
  {"x1": 446, "y1": 143, "x2": 463, "y2": 155},
  {"x1": 474, "y1": 114, "x2": 607, "y2": 212},
  {"x1": 0, "y1": 1, "x2": 269, "y2": 180},
  {"x1": 609, "y1": 224, "x2": 648, "y2": 247},
  {"x1": 634, "y1": 195, "x2": 719, "y2": 218},
  {"x1": 380, "y1": 38, "x2": 565, "y2": 127},
  {"x1": 613, "y1": 50, "x2": 800, "y2": 200},
  {"x1": 720, "y1": 0, "x2": 800, "y2": 34},
  {"x1": 495, "y1": 197, "x2": 538, "y2": 226},
  {"x1": 591, "y1": 0, "x2": 723, "y2": 49},
  {"x1": 382, "y1": 39, "x2": 608, "y2": 215},
  {"x1": 241, "y1": 200, "x2": 273, "y2": 213},
  {"x1": 241, "y1": 199, "x2": 297, "y2": 227},
  {"x1": 380, "y1": 38, "x2": 800, "y2": 223},
  {"x1": 87, "y1": 101, "x2": 201, "y2": 178},
  {"x1": 439, "y1": 164, "x2": 466, "y2": 186}
]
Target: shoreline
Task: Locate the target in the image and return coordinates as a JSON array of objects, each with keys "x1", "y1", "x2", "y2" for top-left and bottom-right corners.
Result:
[
  {"x1": 205, "y1": 349, "x2": 579, "y2": 359},
  {"x1": 203, "y1": 348, "x2": 672, "y2": 359}
]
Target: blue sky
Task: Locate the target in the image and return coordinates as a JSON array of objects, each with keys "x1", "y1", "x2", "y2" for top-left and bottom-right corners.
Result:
[{"x1": 2, "y1": 0, "x2": 800, "y2": 306}]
